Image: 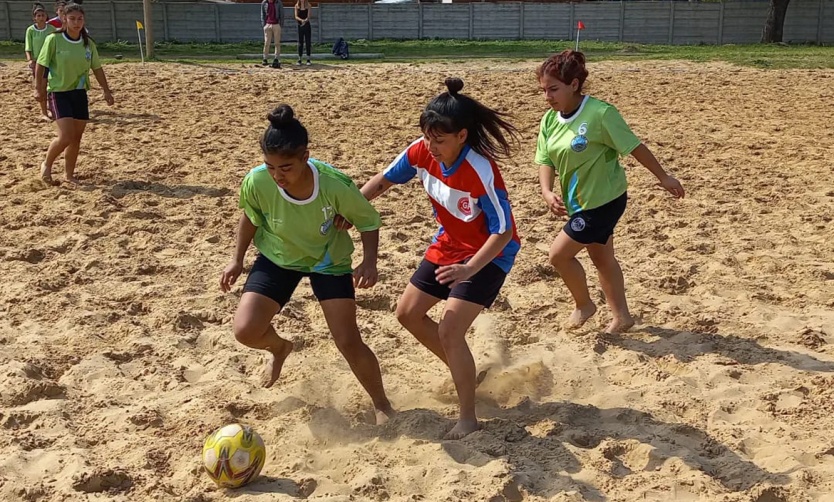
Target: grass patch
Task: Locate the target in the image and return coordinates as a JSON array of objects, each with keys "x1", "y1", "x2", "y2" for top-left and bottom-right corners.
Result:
[{"x1": 2, "y1": 39, "x2": 832, "y2": 69}]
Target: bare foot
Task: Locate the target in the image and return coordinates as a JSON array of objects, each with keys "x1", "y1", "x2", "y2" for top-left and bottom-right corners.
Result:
[
  {"x1": 605, "y1": 316, "x2": 635, "y2": 335},
  {"x1": 65, "y1": 176, "x2": 81, "y2": 185},
  {"x1": 374, "y1": 405, "x2": 396, "y2": 425},
  {"x1": 40, "y1": 162, "x2": 58, "y2": 187},
  {"x1": 567, "y1": 303, "x2": 597, "y2": 329},
  {"x1": 444, "y1": 418, "x2": 480, "y2": 440},
  {"x1": 261, "y1": 339, "x2": 293, "y2": 388}
]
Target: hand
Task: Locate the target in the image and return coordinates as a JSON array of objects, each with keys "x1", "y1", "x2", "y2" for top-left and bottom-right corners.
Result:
[
  {"x1": 543, "y1": 191, "x2": 567, "y2": 217},
  {"x1": 103, "y1": 89, "x2": 114, "y2": 106},
  {"x1": 658, "y1": 175, "x2": 685, "y2": 198},
  {"x1": 34, "y1": 88, "x2": 46, "y2": 103},
  {"x1": 42, "y1": 106, "x2": 53, "y2": 121},
  {"x1": 353, "y1": 259, "x2": 378, "y2": 289},
  {"x1": 220, "y1": 260, "x2": 243, "y2": 292},
  {"x1": 334, "y1": 214, "x2": 353, "y2": 231},
  {"x1": 435, "y1": 263, "x2": 474, "y2": 288},
  {"x1": 28, "y1": 60, "x2": 35, "y2": 70}
]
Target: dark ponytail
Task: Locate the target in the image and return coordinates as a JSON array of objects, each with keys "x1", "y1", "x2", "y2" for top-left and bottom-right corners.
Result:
[
  {"x1": 419, "y1": 77, "x2": 518, "y2": 160},
  {"x1": 60, "y1": 3, "x2": 91, "y2": 47},
  {"x1": 260, "y1": 104, "x2": 309, "y2": 157}
]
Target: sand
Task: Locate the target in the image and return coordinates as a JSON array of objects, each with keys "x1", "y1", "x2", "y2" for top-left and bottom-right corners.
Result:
[{"x1": 1, "y1": 59, "x2": 833, "y2": 502}]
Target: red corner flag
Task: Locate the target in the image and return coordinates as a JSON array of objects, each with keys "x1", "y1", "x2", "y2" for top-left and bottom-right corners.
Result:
[
  {"x1": 577, "y1": 21, "x2": 585, "y2": 30},
  {"x1": 575, "y1": 21, "x2": 585, "y2": 50}
]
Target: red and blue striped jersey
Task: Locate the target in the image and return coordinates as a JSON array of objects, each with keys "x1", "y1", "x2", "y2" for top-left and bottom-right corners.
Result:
[{"x1": 384, "y1": 139, "x2": 521, "y2": 273}]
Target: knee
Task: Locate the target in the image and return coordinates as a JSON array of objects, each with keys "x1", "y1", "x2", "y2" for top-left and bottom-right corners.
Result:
[
  {"x1": 437, "y1": 325, "x2": 462, "y2": 349},
  {"x1": 549, "y1": 250, "x2": 569, "y2": 269},
  {"x1": 233, "y1": 319, "x2": 265, "y2": 346},
  {"x1": 590, "y1": 252, "x2": 617, "y2": 272},
  {"x1": 333, "y1": 333, "x2": 364, "y2": 356},
  {"x1": 395, "y1": 302, "x2": 419, "y2": 328}
]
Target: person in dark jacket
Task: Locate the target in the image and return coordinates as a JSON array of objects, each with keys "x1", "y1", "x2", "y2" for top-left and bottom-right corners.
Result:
[{"x1": 261, "y1": 0, "x2": 284, "y2": 68}]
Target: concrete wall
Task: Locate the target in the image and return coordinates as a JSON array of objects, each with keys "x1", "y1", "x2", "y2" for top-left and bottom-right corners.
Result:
[{"x1": 2, "y1": 1, "x2": 832, "y2": 45}]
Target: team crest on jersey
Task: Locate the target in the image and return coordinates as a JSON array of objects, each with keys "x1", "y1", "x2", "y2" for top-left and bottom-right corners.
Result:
[
  {"x1": 320, "y1": 206, "x2": 336, "y2": 235},
  {"x1": 571, "y1": 122, "x2": 589, "y2": 153},
  {"x1": 570, "y1": 217, "x2": 586, "y2": 232},
  {"x1": 458, "y1": 197, "x2": 472, "y2": 216},
  {"x1": 85, "y1": 48, "x2": 92, "y2": 61}
]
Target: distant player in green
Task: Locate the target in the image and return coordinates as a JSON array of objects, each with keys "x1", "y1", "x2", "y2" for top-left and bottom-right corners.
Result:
[
  {"x1": 535, "y1": 50, "x2": 685, "y2": 334},
  {"x1": 25, "y1": 3, "x2": 55, "y2": 119},
  {"x1": 219, "y1": 104, "x2": 395, "y2": 425},
  {"x1": 34, "y1": 3, "x2": 114, "y2": 186}
]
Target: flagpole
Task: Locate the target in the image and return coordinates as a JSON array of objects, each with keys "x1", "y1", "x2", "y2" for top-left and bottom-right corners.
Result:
[
  {"x1": 137, "y1": 23, "x2": 145, "y2": 64},
  {"x1": 575, "y1": 28, "x2": 580, "y2": 51}
]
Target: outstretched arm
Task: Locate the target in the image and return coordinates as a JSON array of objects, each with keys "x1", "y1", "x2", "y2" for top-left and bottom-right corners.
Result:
[
  {"x1": 630, "y1": 143, "x2": 685, "y2": 198},
  {"x1": 360, "y1": 172, "x2": 395, "y2": 201}
]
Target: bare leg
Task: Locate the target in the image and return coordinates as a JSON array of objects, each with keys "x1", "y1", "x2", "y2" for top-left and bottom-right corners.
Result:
[
  {"x1": 395, "y1": 284, "x2": 446, "y2": 364},
  {"x1": 233, "y1": 292, "x2": 293, "y2": 388},
  {"x1": 588, "y1": 236, "x2": 634, "y2": 334},
  {"x1": 64, "y1": 119, "x2": 87, "y2": 183},
  {"x1": 549, "y1": 231, "x2": 597, "y2": 328},
  {"x1": 319, "y1": 298, "x2": 394, "y2": 425},
  {"x1": 42, "y1": 117, "x2": 75, "y2": 185},
  {"x1": 438, "y1": 298, "x2": 485, "y2": 440}
]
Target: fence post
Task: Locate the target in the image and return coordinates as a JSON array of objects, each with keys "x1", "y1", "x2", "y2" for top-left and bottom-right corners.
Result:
[
  {"x1": 368, "y1": 4, "x2": 373, "y2": 40},
  {"x1": 717, "y1": 1, "x2": 724, "y2": 45},
  {"x1": 668, "y1": 1, "x2": 675, "y2": 44},
  {"x1": 214, "y1": 5, "x2": 221, "y2": 42},
  {"x1": 468, "y1": 3, "x2": 474, "y2": 39},
  {"x1": 5, "y1": 2, "x2": 12, "y2": 41},
  {"x1": 519, "y1": 3, "x2": 524, "y2": 40},
  {"x1": 162, "y1": 2, "x2": 169, "y2": 41},
  {"x1": 619, "y1": 1, "x2": 625, "y2": 42},
  {"x1": 569, "y1": 2, "x2": 575, "y2": 42},
  {"x1": 418, "y1": 3, "x2": 423, "y2": 40},
  {"x1": 318, "y1": 5, "x2": 323, "y2": 44},
  {"x1": 817, "y1": 0, "x2": 824, "y2": 43},
  {"x1": 108, "y1": 1, "x2": 116, "y2": 41}
]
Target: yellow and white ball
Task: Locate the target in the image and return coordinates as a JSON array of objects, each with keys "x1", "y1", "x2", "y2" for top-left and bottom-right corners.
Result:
[{"x1": 202, "y1": 423, "x2": 266, "y2": 488}]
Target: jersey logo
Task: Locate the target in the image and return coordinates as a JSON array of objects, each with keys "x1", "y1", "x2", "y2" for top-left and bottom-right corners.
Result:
[
  {"x1": 570, "y1": 217, "x2": 586, "y2": 232},
  {"x1": 457, "y1": 197, "x2": 472, "y2": 216},
  {"x1": 571, "y1": 122, "x2": 589, "y2": 153},
  {"x1": 320, "y1": 206, "x2": 336, "y2": 235}
]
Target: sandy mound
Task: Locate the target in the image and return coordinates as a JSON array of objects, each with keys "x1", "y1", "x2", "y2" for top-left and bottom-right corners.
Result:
[{"x1": 1, "y1": 59, "x2": 833, "y2": 501}]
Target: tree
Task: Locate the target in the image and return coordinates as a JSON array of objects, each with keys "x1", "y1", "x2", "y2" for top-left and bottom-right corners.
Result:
[{"x1": 761, "y1": 0, "x2": 791, "y2": 43}]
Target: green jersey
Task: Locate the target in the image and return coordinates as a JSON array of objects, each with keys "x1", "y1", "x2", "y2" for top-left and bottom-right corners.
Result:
[
  {"x1": 36, "y1": 32, "x2": 101, "y2": 92},
  {"x1": 239, "y1": 159, "x2": 382, "y2": 275},
  {"x1": 535, "y1": 96, "x2": 641, "y2": 215},
  {"x1": 25, "y1": 24, "x2": 56, "y2": 60}
]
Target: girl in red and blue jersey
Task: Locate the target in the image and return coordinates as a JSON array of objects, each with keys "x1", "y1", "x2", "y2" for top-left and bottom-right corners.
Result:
[{"x1": 355, "y1": 78, "x2": 520, "y2": 439}]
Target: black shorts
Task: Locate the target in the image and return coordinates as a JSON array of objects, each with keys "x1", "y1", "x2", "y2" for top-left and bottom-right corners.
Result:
[
  {"x1": 242, "y1": 254, "x2": 355, "y2": 306},
  {"x1": 48, "y1": 89, "x2": 89, "y2": 120},
  {"x1": 410, "y1": 259, "x2": 507, "y2": 308},
  {"x1": 564, "y1": 192, "x2": 628, "y2": 245}
]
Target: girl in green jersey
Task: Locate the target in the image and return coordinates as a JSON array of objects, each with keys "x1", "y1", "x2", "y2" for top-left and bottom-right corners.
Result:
[
  {"x1": 220, "y1": 105, "x2": 395, "y2": 425},
  {"x1": 25, "y1": 3, "x2": 55, "y2": 119},
  {"x1": 535, "y1": 50, "x2": 685, "y2": 334},
  {"x1": 34, "y1": 3, "x2": 113, "y2": 186}
]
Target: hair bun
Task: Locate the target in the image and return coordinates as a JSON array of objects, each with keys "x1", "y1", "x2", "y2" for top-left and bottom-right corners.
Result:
[
  {"x1": 444, "y1": 77, "x2": 464, "y2": 95},
  {"x1": 267, "y1": 104, "x2": 295, "y2": 128}
]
